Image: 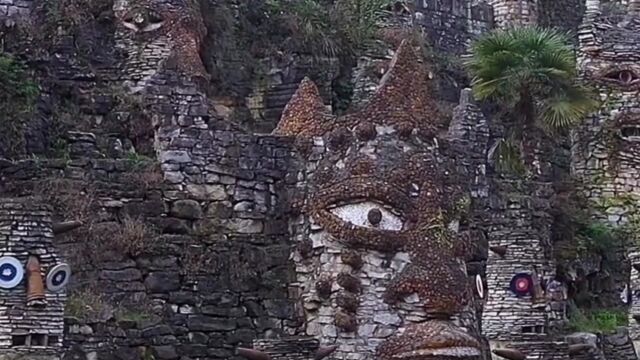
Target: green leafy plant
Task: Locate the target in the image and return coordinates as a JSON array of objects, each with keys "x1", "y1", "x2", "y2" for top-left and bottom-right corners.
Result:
[
  {"x1": 0, "y1": 53, "x2": 38, "y2": 158},
  {"x1": 577, "y1": 223, "x2": 619, "y2": 255},
  {"x1": 266, "y1": 0, "x2": 393, "y2": 58},
  {"x1": 466, "y1": 27, "x2": 599, "y2": 175},
  {"x1": 567, "y1": 308, "x2": 627, "y2": 333}
]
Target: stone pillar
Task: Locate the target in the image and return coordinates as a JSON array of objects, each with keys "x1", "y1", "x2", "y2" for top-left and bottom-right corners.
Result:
[
  {"x1": 0, "y1": 198, "x2": 67, "y2": 360},
  {"x1": 488, "y1": 0, "x2": 538, "y2": 28},
  {"x1": 447, "y1": 88, "x2": 490, "y2": 346},
  {"x1": 482, "y1": 179, "x2": 569, "y2": 360}
]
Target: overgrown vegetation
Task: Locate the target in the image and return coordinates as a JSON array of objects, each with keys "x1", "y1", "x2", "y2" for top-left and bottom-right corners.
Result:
[
  {"x1": 0, "y1": 53, "x2": 39, "y2": 158},
  {"x1": 567, "y1": 307, "x2": 627, "y2": 333},
  {"x1": 81, "y1": 216, "x2": 159, "y2": 260},
  {"x1": 33, "y1": 0, "x2": 113, "y2": 50},
  {"x1": 265, "y1": 0, "x2": 393, "y2": 58},
  {"x1": 36, "y1": 178, "x2": 97, "y2": 222},
  {"x1": 467, "y1": 27, "x2": 599, "y2": 176},
  {"x1": 65, "y1": 288, "x2": 109, "y2": 319}
]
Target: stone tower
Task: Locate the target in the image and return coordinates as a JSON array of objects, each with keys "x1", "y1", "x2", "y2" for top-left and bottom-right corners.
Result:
[
  {"x1": 573, "y1": 0, "x2": 640, "y2": 356},
  {"x1": 479, "y1": 0, "x2": 571, "y2": 359},
  {"x1": 487, "y1": 0, "x2": 538, "y2": 27}
]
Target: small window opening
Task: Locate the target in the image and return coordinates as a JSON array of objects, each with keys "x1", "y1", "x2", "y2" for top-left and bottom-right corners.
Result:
[
  {"x1": 48, "y1": 336, "x2": 59, "y2": 346},
  {"x1": 621, "y1": 126, "x2": 640, "y2": 140},
  {"x1": 31, "y1": 334, "x2": 46, "y2": 346},
  {"x1": 12, "y1": 335, "x2": 27, "y2": 346},
  {"x1": 535, "y1": 325, "x2": 546, "y2": 334},
  {"x1": 522, "y1": 326, "x2": 535, "y2": 333}
]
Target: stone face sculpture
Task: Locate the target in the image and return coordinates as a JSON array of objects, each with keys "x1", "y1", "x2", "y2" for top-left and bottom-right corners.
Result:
[
  {"x1": 573, "y1": 0, "x2": 640, "y2": 355},
  {"x1": 113, "y1": 0, "x2": 208, "y2": 91},
  {"x1": 0, "y1": 198, "x2": 71, "y2": 359},
  {"x1": 274, "y1": 38, "x2": 481, "y2": 359}
]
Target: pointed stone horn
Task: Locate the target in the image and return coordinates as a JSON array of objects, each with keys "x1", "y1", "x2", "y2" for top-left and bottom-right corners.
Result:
[
  {"x1": 272, "y1": 77, "x2": 328, "y2": 138},
  {"x1": 237, "y1": 348, "x2": 271, "y2": 360},
  {"x1": 492, "y1": 348, "x2": 526, "y2": 360},
  {"x1": 490, "y1": 246, "x2": 507, "y2": 257},
  {"x1": 53, "y1": 220, "x2": 84, "y2": 235},
  {"x1": 568, "y1": 344, "x2": 594, "y2": 355},
  {"x1": 315, "y1": 345, "x2": 338, "y2": 360}
]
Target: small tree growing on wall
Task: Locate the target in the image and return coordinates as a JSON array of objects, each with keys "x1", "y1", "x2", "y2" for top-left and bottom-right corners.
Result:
[{"x1": 466, "y1": 27, "x2": 598, "y2": 175}]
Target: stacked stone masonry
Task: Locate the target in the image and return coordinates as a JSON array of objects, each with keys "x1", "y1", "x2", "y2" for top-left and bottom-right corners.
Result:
[
  {"x1": 3, "y1": 0, "x2": 640, "y2": 360},
  {"x1": 572, "y1": 1, "x2": 640, "y2": 356}
]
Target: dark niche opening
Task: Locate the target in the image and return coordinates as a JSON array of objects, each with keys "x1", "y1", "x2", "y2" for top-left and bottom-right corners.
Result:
[
  {"x1": 11, "y1": 335, "x2": 27, "y2": 346},
  {"x1": 621, "y1": 126, "x2": 640, "y2": 140}
]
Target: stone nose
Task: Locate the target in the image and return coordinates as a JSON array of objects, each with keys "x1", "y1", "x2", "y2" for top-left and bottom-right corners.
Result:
[{"x1": 26, "y1": 256, "x2": 46, "y2": 308}]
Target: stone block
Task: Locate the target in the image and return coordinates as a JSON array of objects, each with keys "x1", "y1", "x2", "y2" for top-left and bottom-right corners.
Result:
[{"x1": 170, "y1": 200, "x2": 203, "y2": 219}]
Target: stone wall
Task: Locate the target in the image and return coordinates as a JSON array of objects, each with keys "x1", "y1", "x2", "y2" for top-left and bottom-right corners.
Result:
[
  {"x1": 0, "y1": 198, "x2": 66, "y2": 360},
  {"x1": 538, "y1": 0, "x2": 585, "y2": 33},
  {"x1": 488, "y1": 0, "x2": 537, "y2": 27},
  {"x1": 573, "y1": 2, "x2": 640, "y2": 351},
  {"x1": 0, "y1": 0, "x2": 31, "y2": 23},
  {"x1": 482, "y1": 178, "x2": 570, "y2": 360},
  {"x1": 0, "y1": 119, "x2": 299, "y2": 360},
  {"x1": 414, "y1": 0, "x2": 494, "y2": 54},
  {"x1": 244, "y1": 56, "x2": 337, "y2": 134}
]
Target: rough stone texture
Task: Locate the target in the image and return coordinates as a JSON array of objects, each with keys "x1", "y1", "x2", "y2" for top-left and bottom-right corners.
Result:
[
  {"x1": 415, "y1": 0, "x2": 494, "y2": 54},
  {"x1": 5, "y1": 1, "x2": 640, "y2": 360},
  {"x1": 488, "y1": 0, "x2": 538, "y2": 28},
  {"x1": 270, "y1": 37, "x2": 485, "y2": 360},
  {"x1": 0, "y1": 198, "x2": 66, "y2": 360},
  {"x1": 567, "y1": 332, "x2": 605, "y2": 360},
  {"x1": 538, "y1": 0, "x2": 586, "y2": 33},
  {"x1": 573, "y1": 2, "x2": 640, "y2": 355},
  {"x1": 0, "y1": 0, "x2": 31, "y2": 25},
  {"x1": 252, "y1": 337, "x2": 327, "y2": 360},
  {"x1": 602, "y1": 327, "x2": 638, "y2": 360}
]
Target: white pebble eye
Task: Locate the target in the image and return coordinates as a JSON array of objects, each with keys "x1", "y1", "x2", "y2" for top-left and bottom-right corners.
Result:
[
  {"x1": 328, "y1": 201, "x2": 404, "y2": 231},
  {"x1": 0, "y1": 256, "x2": 24, "y2": 289},
  {"x1": 46, "y1": 263, "x2": 71, "y2": 292}
]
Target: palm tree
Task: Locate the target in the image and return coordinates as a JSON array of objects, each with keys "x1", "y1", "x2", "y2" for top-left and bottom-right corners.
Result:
[{"x1": 466, "y1": 27, "x2": 599, "y2": 175}]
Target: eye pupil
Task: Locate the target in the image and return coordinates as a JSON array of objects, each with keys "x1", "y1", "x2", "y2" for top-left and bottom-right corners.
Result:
[
  {"x1": 606, "y1": 70, "x2": 638, "y2": 85},
  {"x1": 367, "y1": 208, "x2": 382, "y2": 226},
  {"x1": 620, "y1": 70, "x2": 635, "y2": 84}
]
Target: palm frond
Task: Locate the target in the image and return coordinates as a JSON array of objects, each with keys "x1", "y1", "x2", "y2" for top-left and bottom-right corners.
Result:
[
  {"x1": 468, "y1": 25, "x2": 596, "y2": 135},
  {"x1": 539, "y1": 86, "x2": 600, "y2": 133}
]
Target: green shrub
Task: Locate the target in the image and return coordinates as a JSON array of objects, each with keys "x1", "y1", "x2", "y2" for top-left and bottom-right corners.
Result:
[
  {"x1": 578, "y1": 223, "x2": 620, "y2": 255},
  {"x1": 266, "y1": 0, "x2": 393, "y2": 58},
  {"x1": 0, "y1": 53, "x2": 38, "y2": 157},
  {"x1": 567, "y1": 308, "x2": 627, "y2": 333}
]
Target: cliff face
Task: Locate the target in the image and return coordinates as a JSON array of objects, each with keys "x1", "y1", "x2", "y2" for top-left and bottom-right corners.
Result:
[{"x1": 0, "y1": 1, "x2": 639, "y2": 360}]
